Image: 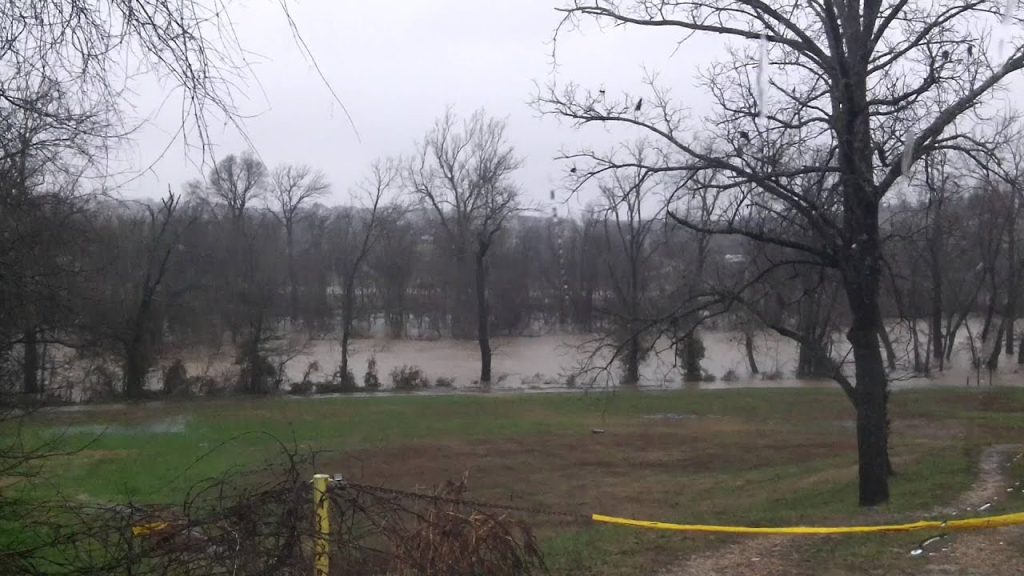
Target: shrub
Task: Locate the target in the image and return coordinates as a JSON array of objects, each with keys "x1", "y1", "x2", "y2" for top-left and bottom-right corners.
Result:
[
  {"x1": 82, "y1": 364, "x2": 118, "y2": 402},
  {"x1": 192, "y1": 375, "x2": 223, "y2": 396},
  {"x1": 721, "y1": 369, "x2": 739, "y2": 383},
  {"x1": 314, "y1": 380, "x2": 357, "y2": 395},
  {"x1": 162, "y1": 359, "x2": 189, "y2": 395},
  {"x1": 761, "y1": 369, "x2": 784, "y2": 381},
  {"x1": 336, "y1": 368, "x2": 357, "y2": 390},
  {"x1": 288, "y1": 381, "x2": 314, "y2": 395},
  {"x1": 678, "y1": 335, "x2": 706, "y2": 383},
  {"x1": 701, "y1": 371, "x2": 716, "y2": 383},
  {"x1": 434, "y1": 376, "x2": 454, "y2": 388},
  {"x1": 363, "y1": 355, "x2": 381, "y2": 390},
  {"x1": 301, "y1": 360, "x2": 320, "y2": 384},
  {"x1": 236, "y1": 351, "x2": 277, "y2": 394},
  {"x1": 390, "y1": 365, "x2": 430, "y2": 391},
  {"x1": 315, "y1": 369, "x2": 357, "y2": 395},
  {"x1": 565, "y1": 373, "x2": 578, "y2": 389}
]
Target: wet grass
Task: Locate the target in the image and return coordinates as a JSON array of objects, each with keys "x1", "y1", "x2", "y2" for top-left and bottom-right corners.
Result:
[{"x1": 9, "y1": 386, "x2": 1024, "y2": 574}]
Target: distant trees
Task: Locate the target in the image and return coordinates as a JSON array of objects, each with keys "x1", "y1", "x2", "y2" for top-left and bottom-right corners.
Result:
[
  {"x1": 7, "y1": 130, "x2": 1024, "y2": 405},
  {"x1": 188, "y1": 152, "x2": 290, "y2": 393},
  {"x1": 407, "y1": 110, "x2": 522, "y2": 384}
]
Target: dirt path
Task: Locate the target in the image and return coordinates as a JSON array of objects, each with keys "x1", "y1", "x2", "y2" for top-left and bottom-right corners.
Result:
[
  {"x1": 919, "y1": 444, "x2": 1024, "y2": 576},
  {"x1": 660, "y1": 445, "x2": 1024, "y2": 576}
]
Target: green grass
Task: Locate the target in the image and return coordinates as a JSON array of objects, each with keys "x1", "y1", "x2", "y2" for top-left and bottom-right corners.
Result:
[{"x1": 8, "y1": 386, "x2": 1024, "y2": 574}]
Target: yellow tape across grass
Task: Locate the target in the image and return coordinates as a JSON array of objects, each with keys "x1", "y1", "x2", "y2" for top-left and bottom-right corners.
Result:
[{"x1": 592, "y1": 511, "x2": 1024, "y2": 535}]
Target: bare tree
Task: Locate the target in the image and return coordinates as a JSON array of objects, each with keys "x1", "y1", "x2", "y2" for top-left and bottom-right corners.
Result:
[
  {"x1": 332, "y1": 159, "x2": 398, "y2": 382},
  {"x1": 541, "y1": 0, "x2": 1024, "y2": 505},
  {"x1": 595, "y1": 143, "x2": 665, "y2": 386},
  {"x1": 208, "y1": 152, "x2": 268, "y2": 225},
  {"x1": 269, "y1": 164, "x2": 329, "y2": 321},
  {"x1": 407, "y1": 110, "x2": 521, "y2": 384},
  {"x1": 980, "y1": 131, "x2": 1024, "y2": 363},
  {"x1": 369, "y1": 210, "x2": 418, "y2": 338},
  {"x1": 0, "y1": 88, "x2": 98, "y2": 397},
  {"x1": 118, "y1": 192, "x2": 193, "y2": 398}
]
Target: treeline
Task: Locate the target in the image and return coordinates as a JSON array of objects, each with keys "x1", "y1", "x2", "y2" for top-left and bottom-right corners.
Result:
[
  {"x1": 3, "y1": 116, "x2": 1023, "y2": 401},
  {"x1": 0, "y1": 109, "x2": 737, "y2": 400}
]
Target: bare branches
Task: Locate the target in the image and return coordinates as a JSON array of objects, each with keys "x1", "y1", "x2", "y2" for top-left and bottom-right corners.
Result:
[
  {"x1": 269, "y1": 164, "x2": 329, "y2": 226},
  {"x1": 0, "y1": 0, "x2": 255, "y2": 163},
  {"x1": 546, "y1": 0, "x2": 1024, "y2": 203},
  {"x1": 206, "y1": 152, "x2": 267, "y2": 223},
  {"x1": 406, "y1": 109, "x2": 523, "y2": 251}
]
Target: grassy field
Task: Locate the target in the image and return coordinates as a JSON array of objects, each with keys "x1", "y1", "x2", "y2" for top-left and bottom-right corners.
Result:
[{"x1": 12, "y1": 386, "x2": 1024, "y2": 574}]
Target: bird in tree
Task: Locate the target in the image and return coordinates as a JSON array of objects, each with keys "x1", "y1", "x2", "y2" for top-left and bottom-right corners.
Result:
[{"x1": 634, "y1": 98, "x2": 643, "y2": 112}]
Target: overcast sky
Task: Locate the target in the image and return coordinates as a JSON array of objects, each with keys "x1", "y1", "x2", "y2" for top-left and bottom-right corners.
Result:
[
  {"x1": 116, "y1": 1, "x2": 1022, "y2": 210},
  {"x1": 116, "y1": 0, "x2": 726, "y2": 209}
]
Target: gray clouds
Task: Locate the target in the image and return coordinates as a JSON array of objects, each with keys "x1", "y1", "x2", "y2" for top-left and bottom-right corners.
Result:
[{"x1": 117, "y1": 0, "x2": 720, "y2": 207}]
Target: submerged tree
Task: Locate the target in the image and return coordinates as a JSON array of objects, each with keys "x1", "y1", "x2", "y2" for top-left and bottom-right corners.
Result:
[
  {"x1": 333, "y1": 159, "x2": 398, "y2": 382},
  {"x1": 593, "y1": 143, "x2": 665, "y2": 386},
  {"x1": 542, "y1": 0, "x2": 1024, "y2": 505},
  {"x1": 116, "y1": 192, "x2": 194, "y2": 398},
  {"x1": 407, "y1": 110, "x2": 521, "y2": 384}
]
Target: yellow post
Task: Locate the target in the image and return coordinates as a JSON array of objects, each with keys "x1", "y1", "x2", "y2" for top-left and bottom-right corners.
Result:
[{"x1": 312, "y1": 474, "x2": 330, "y2": 576}]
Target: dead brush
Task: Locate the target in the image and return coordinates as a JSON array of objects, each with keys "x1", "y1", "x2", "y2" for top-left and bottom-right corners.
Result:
[
  {"x1": 13, "y1": 443, "x2": 548, "y2": 575},
  {"x1": 385, "y1": 477, "x2": 546, "y2": 576}
]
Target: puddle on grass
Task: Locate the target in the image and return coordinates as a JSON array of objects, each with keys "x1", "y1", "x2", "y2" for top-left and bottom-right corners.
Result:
[
  {"x1": 642, "y1": 413, "x2": 698, "y2": 421},
  {"x1": 54, "y1": 415, "x2": 190, "y2": 437}
]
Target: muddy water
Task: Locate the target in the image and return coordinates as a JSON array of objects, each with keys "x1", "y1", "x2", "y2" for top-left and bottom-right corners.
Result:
[{"x1": 173, "y1": 325, "x2": 1024, "y2": 393}]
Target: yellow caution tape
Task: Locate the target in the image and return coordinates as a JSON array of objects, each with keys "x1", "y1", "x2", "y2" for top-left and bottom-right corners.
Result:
[
  {"x1": 132, "y1": 522, "x2": 172, "y2": 537},
  {"x1": 592, "y1": 511, "x2": 1024, "y2": 535}
]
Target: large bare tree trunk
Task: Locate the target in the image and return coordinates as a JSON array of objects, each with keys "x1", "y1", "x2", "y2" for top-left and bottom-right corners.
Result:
[
  {"x1": 124, "y1": 288, "x2": 156, "y2": 399},
  {"x1": 286, "y1": 224, "x2": 299, "y2": 322},
  {"x1": 744, "y1": 330, "x2": 759, "y2": 375},
  {"x1": 22, "y1": 328, "x2": 39, "y2": 395},
  {"x1": 623, "y1": 331, "x2": 641, "y2": 386},
  {"x1": 906, "y1": 257, "x2": 925, "y2": 373},
  {"x1": 1006, "y1": 211, "x2": 1017, "y2": 355},
  {"x1": 981, "y1": 269, "x2": 998, "y2": 341},
  {"x1": 123, "y1": 342, "x2": 147, "y2": 399},
  {"x1": 988, "y1": 322, "x2": 1004, "y2": 371},
  {"x1": 910, "y1": 318, "x2": 923, "y2": 373},
  {"x1": 340, "y1": 275, "x2": 355, "y2": 382},
  {"x1": 796, "y1": 297, "x2": 831, "y2": 378},
  {"x1": 838, "y1": 59, "x2": 890, "y2": 504},
  {"x1": 475, "y1": 246, "x2": 492, "y2": 384},
  {"x1": 929, "y1": 250, "x2": 944, "y2": 365},
  {"x1": 681, "y1": 334, "x2": 703, "y2": 382},
  {"x1": 878, "y1": 324, "x2": 896, "y2": 371},
  {"x1": 451, "y1": 252, "x2": 475, "y2": 339},
  {"x1": 845, "y1": 277, "x2": 891, "y2": 506}
]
